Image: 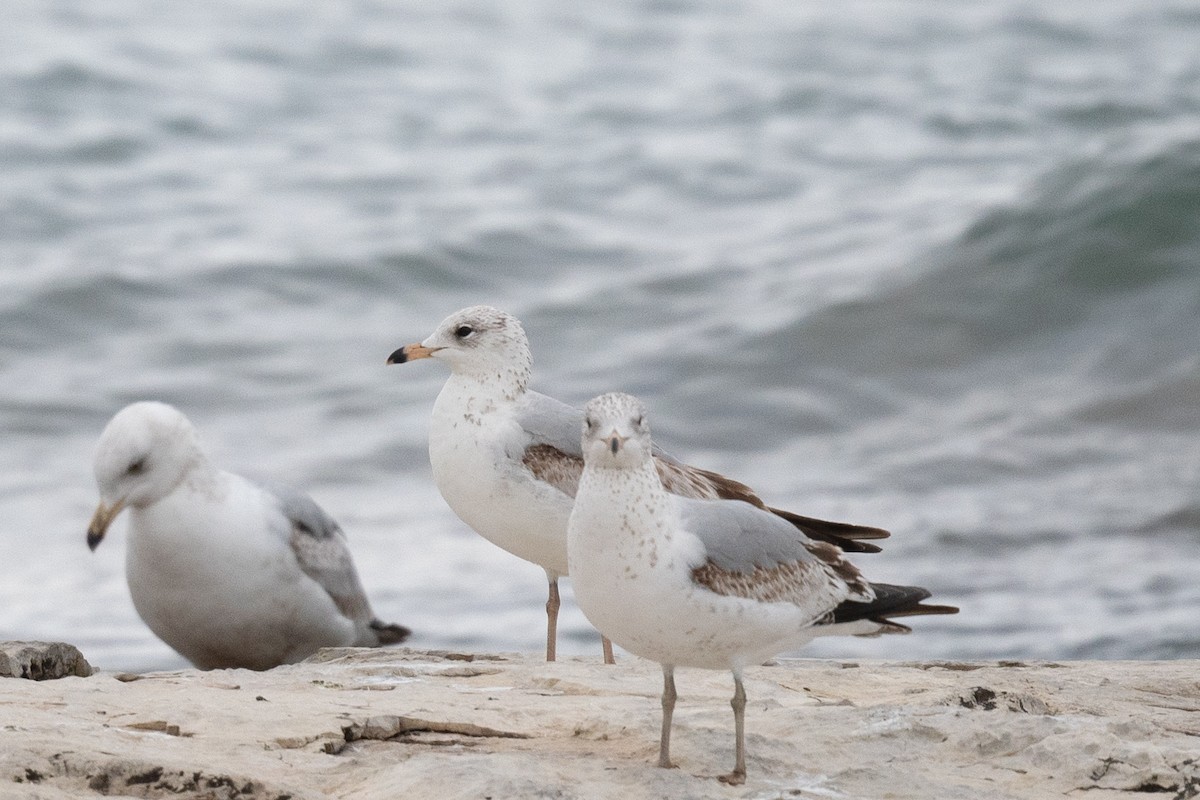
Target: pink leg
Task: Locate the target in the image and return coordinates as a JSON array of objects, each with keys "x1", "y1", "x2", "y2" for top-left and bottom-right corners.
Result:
[
  {"x1": 545, "y1": 576, "x2": 560, "y2": 662},
  {"x1": 718, "y1": 670, "x2": 747, "y2": 785},
  {"x1": 658, "y1": 664, "x2": 678, "y2": 769}
]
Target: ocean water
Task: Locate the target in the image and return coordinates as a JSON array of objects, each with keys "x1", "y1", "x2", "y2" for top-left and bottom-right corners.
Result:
[{"x1": 2, "y1": 0, "x2": 1198, "y2": 672}]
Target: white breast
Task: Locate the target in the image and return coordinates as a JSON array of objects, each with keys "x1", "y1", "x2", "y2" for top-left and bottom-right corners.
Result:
[
  {"x1": 568, "y1": 466, "x2": 828, "y2": 671},
  {"x1": 428, "y1": 376, "x2": 573, "y2": 576},
  {"x1": 126, "y1": 472, "x2": 356, "y2": 669}
]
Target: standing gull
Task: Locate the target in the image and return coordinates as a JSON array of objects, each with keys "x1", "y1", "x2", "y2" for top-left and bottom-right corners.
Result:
[
  {"x1": 387, "y1": 305, "x2": 889, "y2": 663},
  {"x1": 567, "y1": 392, "x2": 957, "y2": 784},
  {"x1": 87, "y1": 401, "x2": 409, "y2": 670}
]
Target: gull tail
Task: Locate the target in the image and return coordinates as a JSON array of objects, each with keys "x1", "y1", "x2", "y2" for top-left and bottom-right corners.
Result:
[
  {"x1": 829, "y1": 583, "x2": 959, "y2": 635},
  {"x1": 370, "y1": 619, "x2": 412, "y2": 646}
]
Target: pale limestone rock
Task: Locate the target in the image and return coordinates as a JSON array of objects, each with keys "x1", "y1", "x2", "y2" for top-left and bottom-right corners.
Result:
[{"x1": 0, "y1": 648, "x2": 1196, "y2": 799}]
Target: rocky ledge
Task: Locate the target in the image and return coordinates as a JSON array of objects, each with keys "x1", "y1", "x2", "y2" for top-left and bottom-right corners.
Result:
[{"x1": 1, "y1": 646, "x2": 1197, "y2": 799}]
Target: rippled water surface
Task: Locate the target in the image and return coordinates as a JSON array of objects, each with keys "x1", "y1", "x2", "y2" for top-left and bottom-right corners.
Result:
[{"x1": 3, "y1": 0, "x2": 1199, "y2": 670}]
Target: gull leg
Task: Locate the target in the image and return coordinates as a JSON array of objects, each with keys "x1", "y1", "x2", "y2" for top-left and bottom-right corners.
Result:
[
  {"x1": 601, "y1": 635, "x2": 615, "y2": 665},
  {"x1": 718, "y1": 670, "x2": 747, "y2": 785},
  {"x1": 659, "y1": 664, "x2": 678, "y2": 769},
  {"x1": 545, "y1": 574, "x2": 560, "y2": 662}
]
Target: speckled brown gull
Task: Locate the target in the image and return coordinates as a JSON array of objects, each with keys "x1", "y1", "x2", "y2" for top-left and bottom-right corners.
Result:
[{"x1": 567, "y1": 392, "x2": 957, "y2": 784}]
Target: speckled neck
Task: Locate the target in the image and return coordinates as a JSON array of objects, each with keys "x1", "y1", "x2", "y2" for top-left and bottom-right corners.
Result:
[
  {"x1": 445, "y1": 358, "x2": 527, "y2": 408},
  {"x1": 579, "y1": 457, "x2": 666, "y2": 528}
]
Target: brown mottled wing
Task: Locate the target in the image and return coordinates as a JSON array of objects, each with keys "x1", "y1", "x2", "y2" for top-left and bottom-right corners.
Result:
[
  {"x1": 655, "y1": 459, "x2": 760, "y2": 503},
  {"x1": 516, "y1": 391, "x2": 589, "y2": 496},
  {"x1": 681, "y1": 496, "x2": 874, "y2": 620},
  {"x1": 686, "y1": 499, "x2": 958, "y2": 631},
  {"x1": 522, "y1": 443, "x2": 584, "y2": 497},
  {"x1": 691, "y1": 541, "x2": 867, "y2": 620}
]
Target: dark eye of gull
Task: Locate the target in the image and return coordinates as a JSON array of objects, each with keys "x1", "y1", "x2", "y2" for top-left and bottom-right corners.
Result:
[
  {"x1": 454, "y1": 325, "x2": 475, "y2": 339},
  {"x1": 127, "y1": 458, "x2": 147, "y2": 475}
]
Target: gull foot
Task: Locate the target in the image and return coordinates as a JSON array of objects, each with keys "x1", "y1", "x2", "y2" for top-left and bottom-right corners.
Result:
[{"x1": 718, "y1": 770, "x2": 746, "y2": 786}]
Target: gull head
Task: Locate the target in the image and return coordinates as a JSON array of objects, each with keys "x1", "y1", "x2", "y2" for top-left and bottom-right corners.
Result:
[
  {"x1": 387, "y1": 305, "x2": 532, "y2": 384},
  {"x1": 582, "y1": 392, "x2": 652, "y2": 469},
  {"x1": 88, "y1": 401, "x2": 204, "y2": 551}
]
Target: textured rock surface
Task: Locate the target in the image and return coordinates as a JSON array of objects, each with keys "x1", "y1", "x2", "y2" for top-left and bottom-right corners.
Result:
[
  {"x1": 0, "y1": 641, "x2": 93, "y2": 680},
  {"x1": 0, "y1": 648, "x2": 1197, "y2": 799}
]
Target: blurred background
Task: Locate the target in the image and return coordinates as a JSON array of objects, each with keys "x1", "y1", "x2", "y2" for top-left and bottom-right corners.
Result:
[{"x1": 2, "y1": 1, "x2": 1198, "y2": 671}]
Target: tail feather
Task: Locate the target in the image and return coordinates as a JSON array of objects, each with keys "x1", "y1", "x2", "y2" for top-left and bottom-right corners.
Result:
[
  {"x1": 370, "y1": 619, "x2": 412, "y2": 646},
  {"x1": 770, "y1": 507, "x2": 890, "y2": 554},
  {"x1": 829, "y1": 583, "x2": 959, "y2": 633}
]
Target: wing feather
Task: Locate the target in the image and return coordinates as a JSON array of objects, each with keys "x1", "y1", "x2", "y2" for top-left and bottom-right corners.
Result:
[
  {"x1": 680, "y1": 497, "x2": 874, "y2": 616},
  {"x1": 257, "y1": 480, "x2": 375, "y2": 625}
]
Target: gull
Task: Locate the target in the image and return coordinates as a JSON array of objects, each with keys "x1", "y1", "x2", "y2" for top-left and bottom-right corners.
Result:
[
  {"x1": 387, "y1": 305, "x2": 889, "y2": 663},
  {"x1": 87, "y1": 401, "x2": 409, "y2": 670},
  {"x1": 567, "y1": 392, "x2": 958, "y2": 784}
]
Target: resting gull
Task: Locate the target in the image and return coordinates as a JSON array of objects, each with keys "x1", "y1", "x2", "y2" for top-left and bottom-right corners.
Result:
[
  {"x1": 387, "y1": 305, "x2": 889, "y2": 663},
  {"x1": 87, "y1": 401, "x2": 409, "y2": 670},
  {"x1": 567, "y1": 392, "x2": 958, "y2": 784}
]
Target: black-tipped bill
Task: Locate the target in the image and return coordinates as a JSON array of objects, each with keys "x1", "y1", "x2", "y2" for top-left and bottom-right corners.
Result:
[
  {"x1": 386, "y1": 343, "x2": 437, "y2": 365},
  {"x1": 86, "y1": 499, "x2": 125, "y2": 552}
]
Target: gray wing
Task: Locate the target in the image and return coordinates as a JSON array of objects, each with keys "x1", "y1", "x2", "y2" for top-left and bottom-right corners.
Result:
[
  {"x1": 679, "y1": 496, "x2": 822, "y2": 571},
  {"x1": 515, "y1": 390, "x2": 587, "y2": 457},
  {"x1": 678, "y1": 496, "x2": 874, "y2": 607},
  {"x1": 513, "y1": 391, "x2": 589, "y2": 496},
  {"x1": 256, "y1": 479, "x2": 375, "y2": 626}
]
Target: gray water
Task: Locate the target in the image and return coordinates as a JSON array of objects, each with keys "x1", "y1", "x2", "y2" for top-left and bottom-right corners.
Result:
[{"x1": 3, "y1": 1, "x2": 1199, "y2": 672}]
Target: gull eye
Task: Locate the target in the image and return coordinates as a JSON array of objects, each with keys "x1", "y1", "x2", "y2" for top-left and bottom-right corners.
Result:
[
  {"x1": 454, "y1": 325, "x2": 475, "y2": 339},
  {"x1": 127, "y1": 458, "x2": 147, "y2": 475},
  {"x1": 584, "y1": 416, "x2": 596, "y2": 431},
  {"x1": 635, "y1": 415, "x2": 645, "y2": 428}
]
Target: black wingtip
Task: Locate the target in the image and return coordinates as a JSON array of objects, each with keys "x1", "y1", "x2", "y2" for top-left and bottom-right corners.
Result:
[
  {"x1": 386, "y1": 347, "x2": 407, "y2": 365},
  {"x1": 832, "y1": 584, "x2": 959, "y2": 628},
  {"x1": 836, "y1": 539, "x2": 885, "y2": 554},
  {"x1": 769, "y1": 507, "x2": 891, "y2": 553},
  {"x1": 371, "y1": 619, "x2": 412, "y2": 645}
]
